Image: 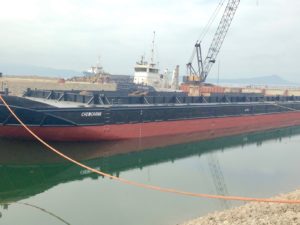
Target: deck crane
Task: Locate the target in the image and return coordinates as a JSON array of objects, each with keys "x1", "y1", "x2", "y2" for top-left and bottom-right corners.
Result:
[{"x1": 186, "y1": 0, "x2": 240, "y2": 84}]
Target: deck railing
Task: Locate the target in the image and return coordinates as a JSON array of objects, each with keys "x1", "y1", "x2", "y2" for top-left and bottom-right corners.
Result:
[{"x1": 23, "y1": 88, "x2": 300, "y2": 105}]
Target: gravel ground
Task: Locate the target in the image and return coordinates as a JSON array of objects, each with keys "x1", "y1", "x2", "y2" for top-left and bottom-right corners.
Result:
[
  {"x1": 180, "y1": 190, "x2": 300, "y2": 225},
  {"x1": 0, "y1": 76, "x2": 116, "y2": 96}
]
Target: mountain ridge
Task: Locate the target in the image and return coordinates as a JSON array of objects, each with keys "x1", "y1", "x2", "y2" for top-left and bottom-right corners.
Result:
[
  {"x1": 207, "y1": 75, "x2": 297, "y2": 86},
  {"x1": 0, "y1": 64, "x2": 297, "y2": 86},
  {"x1": 0, "y1": 63, "x2": 81, "y2": 78}
]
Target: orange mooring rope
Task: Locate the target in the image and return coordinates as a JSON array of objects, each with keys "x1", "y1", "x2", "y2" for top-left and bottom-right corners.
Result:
[
  {"x1": 11, "y1": 202, "x2": 71, "y2": 225},
  {"x1": 1, "y1": 95, "x2": 300, "y2": 204}
]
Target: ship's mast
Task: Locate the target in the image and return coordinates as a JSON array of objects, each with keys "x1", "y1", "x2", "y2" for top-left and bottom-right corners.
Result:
[{"x1": 150, "y1": 31, "x2": 156, "y2": 65}]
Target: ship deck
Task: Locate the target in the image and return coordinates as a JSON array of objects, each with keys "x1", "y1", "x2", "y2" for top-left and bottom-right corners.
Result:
[
  {"x1": 22, "y1": 88, "x2": 300, "y2": 109},
  {"x1": 24, "y1": 96, "x2": 300, "y2": 110}
]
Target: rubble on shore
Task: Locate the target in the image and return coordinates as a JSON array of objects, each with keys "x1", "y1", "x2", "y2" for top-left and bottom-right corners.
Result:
[{"x1": 181, "y1": 190, "x2": 300, "y2": 225}]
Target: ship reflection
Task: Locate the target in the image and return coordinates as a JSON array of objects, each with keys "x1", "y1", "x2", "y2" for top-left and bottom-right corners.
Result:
[{"x1": 0, "y1": 126, "x2": 300, "y2": 204}]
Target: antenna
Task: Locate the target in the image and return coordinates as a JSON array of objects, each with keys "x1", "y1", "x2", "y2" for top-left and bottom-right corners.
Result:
[
  {"x1": 150, "y1": 31, "x2": 156, "y2": 64},
  {"x1": 97, "y1": 56, "x2": 101, "y2": 67}
]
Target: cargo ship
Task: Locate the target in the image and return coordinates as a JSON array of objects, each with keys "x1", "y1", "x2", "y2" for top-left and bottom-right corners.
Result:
[
  {"x1": 0, "y1": 1, "x2": 277, "y2": 143},
  {"x1": 1, "y1": 89, "x2": 300, "y2": 141}
]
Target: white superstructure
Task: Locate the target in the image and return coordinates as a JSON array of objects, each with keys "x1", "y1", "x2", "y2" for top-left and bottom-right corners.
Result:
[
  {"x1": 133, "y1": 32, "x2": 180, "y2": 90},
  {"x1": 133, "y1": 31, "x2": 162, "y2": 86},
  {"x1": 133, "y1": 56, "x2": 160, "y2": 86},
  {"x1": 83, "y1": 57, "x2": 108, "y2": 77}
]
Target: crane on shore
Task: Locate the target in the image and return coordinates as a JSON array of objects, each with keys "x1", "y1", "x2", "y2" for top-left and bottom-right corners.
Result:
[{"x1": 186, "y1": 0, "x2": 240, "y2": 84}]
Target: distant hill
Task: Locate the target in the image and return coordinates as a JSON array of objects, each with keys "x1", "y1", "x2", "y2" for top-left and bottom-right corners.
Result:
[
  {"x1": 0, "y1": 64, "x2": 81, "y2": 78},
  {"x1": 207, "y1": 75, "x2": 296, "y2": 86}
]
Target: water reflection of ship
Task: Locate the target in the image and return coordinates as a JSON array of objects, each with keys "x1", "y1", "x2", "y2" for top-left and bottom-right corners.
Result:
[{"x1": 1, "y1": 126, "x2": 300, "y2": 206}]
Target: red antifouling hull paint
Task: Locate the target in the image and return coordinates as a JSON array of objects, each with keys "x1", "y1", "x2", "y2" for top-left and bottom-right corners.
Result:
[{"x1": 1, "y1": 112, "x2": 300, "y2": 141}]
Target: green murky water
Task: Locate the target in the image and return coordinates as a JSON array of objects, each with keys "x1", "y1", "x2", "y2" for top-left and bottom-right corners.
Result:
[{"x1": 1, "y1": 126, "x2": 300, "y2": 225}]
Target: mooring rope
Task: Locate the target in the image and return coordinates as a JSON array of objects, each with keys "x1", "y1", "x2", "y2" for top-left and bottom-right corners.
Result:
[
  {"x1": 1, "y1": 95, "x2": 300, "y2": 204},
  {"x1": 1, "y1": 202, "x2": 71, "y2": 225}
]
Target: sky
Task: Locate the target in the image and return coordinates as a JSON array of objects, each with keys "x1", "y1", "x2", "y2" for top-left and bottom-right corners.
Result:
[{"x1": 0, "y1": 0, "x2": 299, "y2": 81}]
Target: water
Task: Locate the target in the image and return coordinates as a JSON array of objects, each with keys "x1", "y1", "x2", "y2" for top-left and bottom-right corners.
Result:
[{"x1": 1, "y1": 126, "x2": 300, "y2": 225}]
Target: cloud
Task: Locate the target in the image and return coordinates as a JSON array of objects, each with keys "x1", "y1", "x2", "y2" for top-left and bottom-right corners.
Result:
[
  {"x1": 0, "y1": 0, "x2": 40, "y2": 21},
  {"x1": 0, "y1": 0, "x2": 299, "y2": 81}
]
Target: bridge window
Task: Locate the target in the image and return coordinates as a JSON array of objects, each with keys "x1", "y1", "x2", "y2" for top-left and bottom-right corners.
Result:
[
  {"x1": 149, "y1": 69, "x2": 158, "y2": 73},
  {"x1": 135, "y1": 67, "x2": 147, "y2": 72}
]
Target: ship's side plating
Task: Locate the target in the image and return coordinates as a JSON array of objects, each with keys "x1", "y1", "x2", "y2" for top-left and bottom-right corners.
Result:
[{"x1": 1, "y1": 94, "x2": 300, "y2": 141}]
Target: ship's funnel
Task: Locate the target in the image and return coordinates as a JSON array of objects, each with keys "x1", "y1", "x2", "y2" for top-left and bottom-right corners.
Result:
[{"x1": 171, "y1": 65, "x2": 180, "y2": 90}]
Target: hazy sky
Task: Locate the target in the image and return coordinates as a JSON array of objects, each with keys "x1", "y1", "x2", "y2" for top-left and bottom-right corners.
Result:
[{"x1": 0, "y1": 0, "x2": 299, "y2": 81}]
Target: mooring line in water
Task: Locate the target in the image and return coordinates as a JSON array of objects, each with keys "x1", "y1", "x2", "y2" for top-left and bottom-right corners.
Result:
[
  {"x1": 1, "y1": 201, "x2": 71, "y2": 225},
  {"x1": 1, "y1": 95, "x2": 300, "y2": 204}
]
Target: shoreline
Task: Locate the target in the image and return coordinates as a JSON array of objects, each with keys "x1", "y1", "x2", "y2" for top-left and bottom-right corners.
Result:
[
  {"x1": 0, "y1": 76, "x2": 116, "y2": 96},
  {"x1": 180, "y1": 189, "x2": 300, "y2": 225}
]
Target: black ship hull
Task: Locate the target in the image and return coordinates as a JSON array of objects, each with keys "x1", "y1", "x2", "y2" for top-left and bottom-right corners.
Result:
[{"x1": 1, "y1": 91, "x2": 300, "y2": 141}]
